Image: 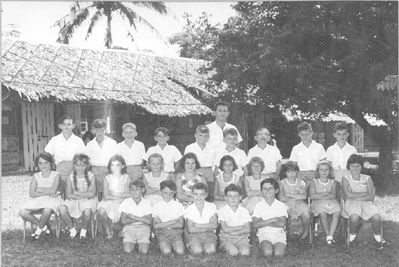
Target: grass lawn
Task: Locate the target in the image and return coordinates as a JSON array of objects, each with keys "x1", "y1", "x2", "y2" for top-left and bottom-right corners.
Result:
[{"x1": 2, "y1": 175, "x2": 399, "y2": 267}]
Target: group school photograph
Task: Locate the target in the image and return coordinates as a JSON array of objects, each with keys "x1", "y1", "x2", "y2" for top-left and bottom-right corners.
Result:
[{"x1": 1, "y1": 1, "x2": 398, "y2": 266}]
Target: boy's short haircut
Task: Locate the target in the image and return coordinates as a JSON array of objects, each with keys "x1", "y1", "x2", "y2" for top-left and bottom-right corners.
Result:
[
  {"x1": 346, "y1": 154, "x2": 363, "y2": 170},
  {"x1": 214, "y1": 101, "x2": 229, "y2": 111},
  {"x1": 279, "y1": 161, "x2": 299, "y2": 180},
  {"x1": 192, "y1": 182, "x2": 208, "y2": 193},
  {"x1": 122, "y1": 123, "x2": 136, "y2": 131},
  {"x1": 154, "y1": 127, "x2": 169, "y2": 136},
  {"x1": 333, "y1": 121, "x2": 349, "y2": 133},
  {"x1": 160, "y1": 180, "x2": 177, "y2": 192},
  {"x1": 223, "y1": 128, "x2": 238, "y2": 138},
  {"x1": 255, "y1": 128, "x2": 270, "y2": 135},
  {"x1": 224, "y1": 183, "x2": 242, "y2": 196},
  {"x1": 260, "y1": 178, "x2": 279, "y2": 191},
  {"x1": 247, "y1": 156, "x2": 265, "y2": 175},
  {"x1": 58, "y1": 114, "x2": 73, "y2": 125},
  {"x1": 196, "y1": 125, "x2": 209, "y2": 134},
  {"x1": 129, "y1": 179, "x2": 146, "y2": 190},
  {"x1": 219, "y1": 155, "x2": 238, "y2": 171},
  {"x1": 297, "y1": 122, "x2": 312, "y2": 133},
  {"x1": 148, "y1": 153, "x2": 164, "y2": 163},
  {"x1": 92, "y1": 119, "x2": 107, "y2": 129}
]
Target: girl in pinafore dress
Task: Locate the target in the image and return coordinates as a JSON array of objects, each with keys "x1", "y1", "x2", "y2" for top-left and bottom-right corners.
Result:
[
  {"x1": 278, "y1": 161, "x2": 311, "y2": 240},
  {"x1": 97, "y1": 155, "x2": 131, "y2": 239},
  {"x1": 214, "y1": 155, "x2": 243, "y2": 209},
  {"x1": 242, "y1": 157, "x2": 269, "y2": 214},
  {"x1": 176, "y1": 153, "x2": 207, "y2": 207},
  {"x1": 309, "y1": 160, "x2": 340, "y2": 244},
  {"x1": 58, "y1": 154, "x2": 97, "y2": 239},
  {"x1": 143, "y1": 153, "x2": 170, "y2": 206},
  {"x1": 19, "y1": 152, "x2": 62, "y2": 239},
  {"x1": 342, "y1": 154, "x2": 387, "y2": 248}
]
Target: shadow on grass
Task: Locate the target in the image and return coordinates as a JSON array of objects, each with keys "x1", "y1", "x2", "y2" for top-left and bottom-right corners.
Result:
[{"x1": 2, "y1": 221, "x2": 398, "y2": 267}]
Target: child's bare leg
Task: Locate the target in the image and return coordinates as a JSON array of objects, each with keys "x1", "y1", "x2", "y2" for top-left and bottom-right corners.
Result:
[
  {"x1": 204, "y1": 240, "x2": 216, "y2": 254},
  {"x1": 239, "y1": 242, "x2": 250, "y2": 256},
  {"x1": 39, "y1": 208, "x2": 53, "y2": 229},
  {"x1": 123, "y1": 242, "x2": 134, "y2": 253},
  {"x1": 159, "y1": 240, "x2": 173, "y2": 255},
  {"x1": 19, "y1": 209, "x2": 40, "y2": 226},
  {"x1": 300, "y1": 212, "x2": 311, "y2": 239},
  {"x1": 97, "y1": 208, "x2": 111, "y2": 238},
  {"x1": 329, "y1": 212, "x2": 340, "y2": 237},
  {"x1": 349, "y1": 214, "x2": 360, "y2": 235},
  {"x1": 260, "y1": 240, "x2": 274, "y2": 261},
  {"x1": 138, "y1": 243, "x2": 149, "y2": 254},
  {"x1": 81, "y1": 209, "x2": 92, "y2": 230},
  {"x1": 273, "y1": 242, "x2": 286, "y2": 258},
  {"x1": 58, "y1": 205, "x2": 74, "y2": 229},
  {"x1": 319, "y1": 213, "x2": 329, "y2": 236},
  {"x1": 371, "y1": 214, "x2": 382, "y2": 236},
  {"x1": 223, "y1": 241, "x2": 239, "y2": 256},
  {"x1": 189, "y1": 238, "x2": 203, "y2": 255},
  {"x1": 172, "y1": 240, "x2": 185, "y2": 255}
]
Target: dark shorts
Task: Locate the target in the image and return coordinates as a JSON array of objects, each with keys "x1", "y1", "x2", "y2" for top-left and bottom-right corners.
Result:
[
  {"x1": 156, "y1": 228, "x2": 184, "y2": 243},
  {"x1": 185, "y1": 231, "x2": 217, "y2": 248}
]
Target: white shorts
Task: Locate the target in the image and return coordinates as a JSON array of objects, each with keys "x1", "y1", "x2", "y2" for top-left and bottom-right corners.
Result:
[{"x1": 258, "y1": 230, "x2": 286, "y2": 245}]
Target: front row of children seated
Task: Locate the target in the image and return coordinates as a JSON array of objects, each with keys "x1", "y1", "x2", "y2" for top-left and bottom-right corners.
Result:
[{"x1": 19, "y1": 152, "x2": 387, "y2": 260}]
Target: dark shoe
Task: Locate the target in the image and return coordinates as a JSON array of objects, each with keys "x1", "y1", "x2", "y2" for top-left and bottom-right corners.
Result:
[{"x1": 375, "y1": 239, "x2": 390, "y2": 250}]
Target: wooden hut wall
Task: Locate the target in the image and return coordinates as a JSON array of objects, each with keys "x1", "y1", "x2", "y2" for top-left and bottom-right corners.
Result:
[{"x1": 2, "y1": 103, "x2": 23, "y2": 172}]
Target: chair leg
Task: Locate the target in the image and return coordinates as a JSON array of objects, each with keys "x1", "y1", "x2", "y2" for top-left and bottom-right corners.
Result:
[
  {"x1": 23, "y1": 219, "x2": 27, "y2": 243},
  {"x1": 380, "y1": 222, "x2": 384, "y2": 247},
  {"x1": 91, "y1": 213, "x2": 95, "y2": 239}
]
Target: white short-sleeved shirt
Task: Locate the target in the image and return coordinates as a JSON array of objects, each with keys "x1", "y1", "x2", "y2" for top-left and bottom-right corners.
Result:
[
  {"x1": 215, "y1": 147, "x2": 247, "y2": 175},
  {"x1": 152, "y1": 199, "x2": 185, "y2": 222},
  {"x1": 118, "y1": 197, "x2": 152, "y2": 225},
  {"x1": 116, "y1": 140, "x2": 146, "y2": 166},
  {"x1": 289, "y1": 141, "x2": 326, "y2": 171},
  {"x1": 184, "y1": 142, "x2": 216, "y2": 168},
  {"x1": 253, "y1": 199, "x2": 288, "y2": 234},
  {"x1": 184, "y1": 201, "x2": 217, "y2": 224},
  {"x1": 218, "y1": 205, "x2": 252, "y2": 227},
  {"x1": 326, "y1": 142, "x2": 357, "y2": 170},
  {"x1": 45, "y1": 133, "x2": 86, "y2": 164},
  {"x1": 206, "y1": 121, "x2": 243, "y2": 150},
  {"x1": 247, "y1": 144, "x2": 282, "y2": 174},
  {"x1": 85, "y1": 136, "x2": 117, "y2": 166},
  {"x1": 144, "y1": 144, "x2": 182, "y2": 173}
]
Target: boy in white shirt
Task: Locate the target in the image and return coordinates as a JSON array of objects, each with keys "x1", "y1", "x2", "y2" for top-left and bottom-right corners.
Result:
[
  {"x1": 85, "y1": 119, "x2": 117, "y2": 200},
  {"x1": 152, "y1": 180, "x2": 185, "y2": 255},
  {"x1": 144, "y1": 127, "x2": 182, "y2": 180},
  {"x1": 184, "y1": 183, "x2": 218, "y2": 255},
  {"x1": 253, "y1": 178, "x2": 288, "y2": 262},
  {"x1": 289, "y1": 122, "x2": 326, "y2": 182},
  {"x1": 326, "y1": 122, "x2": 357, "y2": 184},
  {"x1": 119, "y1": 179, "x2": 152, "y2": 254},
  {"x1": 218, "y1": 184, "x2": 251, "y2": 256},
  {"x1": 215, "y1": 128, "x2": 247, "y2": 177},
  {"x1": 184, "y1": 125, "x2": 217, "y2": 200},
  {"x1": 116, "y1": 123, "x2": 146, "y2": 180},
  {"x1": 247, "y1": 128, "x2": 282, "y2": 178}
]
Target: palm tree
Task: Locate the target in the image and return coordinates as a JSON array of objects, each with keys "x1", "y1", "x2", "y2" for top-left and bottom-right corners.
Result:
[{"x1": 55, "y1": 2, "x2": 167, "y2": 48}]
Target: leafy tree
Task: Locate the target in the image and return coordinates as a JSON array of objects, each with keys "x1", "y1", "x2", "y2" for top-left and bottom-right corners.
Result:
[
  {"x1": 173, "y1": 2, "x2": 398, "y2": 186},
  {"x1": 55, "y1": 1, "x2": 167, "y2": 48}
]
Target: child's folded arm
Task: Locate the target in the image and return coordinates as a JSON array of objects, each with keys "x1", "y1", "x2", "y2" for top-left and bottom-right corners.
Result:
[
  {"x1": 127, "y1": 214, "x2": 152, "y2": 225},
  {"x1": 186, "y1": 219, "x2": 207, "y2": 233},
  {"x1": 223, "y1": 222, "x2": 251, "y2": 236},
  {"x1": 153, "y1": 216, "x2": 181, "y2": 229},
  {"x1": 220, "y1": 221, "x2": 244, "y2": 233},
  {"x1": 164, "y1": 216, "x2": 184, "y2": 229},
  {"x1": 268, "y1": 216, "x2": 286, "y2": 228},
  {"x1": 120, "y1": 212, "x2": 136, "y2": 225},
  {"x1": 194, "y1": 214, "x2": 218, "y2": 230}
]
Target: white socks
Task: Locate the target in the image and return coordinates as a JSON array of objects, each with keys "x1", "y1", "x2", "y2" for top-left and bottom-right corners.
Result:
[
  {"x1": 349, "y1": 234, "x2": 357, "y2": 242},
  {"x1": 69, "y1": 227, "x2": 77, "y2": 238},
  {"x1": 374, "y1": 234, "x2": 382, "y2": 242},
  {"x1": 80, "y1": 229, "x2": 87, "y2": 238},
  {"x1": 326, "y1": 235, "x2": 333, "y2": 241},
  {"x1": 34, "y1": 224, "x2": 47, "y2": 235}
]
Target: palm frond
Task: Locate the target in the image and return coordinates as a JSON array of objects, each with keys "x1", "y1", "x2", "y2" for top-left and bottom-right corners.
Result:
[
  {"x1": 57, "y1": 7, "x2": 90, "y2": 44},
  {"x1": 86, "y1": 10, "x2": 103, "y2": 40},
  {"x1": 132, "y1": 2, "x2": 167, "y2": 15},
  {"x1": 135, "y1": 14, "x2": 169, "y2": 46},
  {"x1": 114, "y1": 2, "x2": 137, "y2": 30}
]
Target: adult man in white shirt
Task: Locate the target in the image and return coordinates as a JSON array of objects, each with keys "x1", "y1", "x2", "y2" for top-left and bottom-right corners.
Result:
[
  {"x1": 207, "y1": 101, "x2": 243, "y2": 151},
  {"x1": 85, "y1": 119, "x2": 117, "y2": 200},
  {"x1": 45, "y1": 115, "x2": 86, "y2": 197}
]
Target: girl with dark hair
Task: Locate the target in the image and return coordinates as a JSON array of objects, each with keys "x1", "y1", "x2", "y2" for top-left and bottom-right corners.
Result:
[
  {"x1": 19, "y1": 152, "x2": 62, "y2": 239},
  {"x1": 57, "y1": 154, "x2": 97, "y2": 239}
]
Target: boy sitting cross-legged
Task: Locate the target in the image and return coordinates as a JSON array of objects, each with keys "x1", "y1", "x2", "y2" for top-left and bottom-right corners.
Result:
[
  {"x1": 218, "y1": 184, "x2": 252, "y2": 256},
  {"x1": 152, "y1": 180, "x2": 185, "y2": 255},
  {"x1": 119, "y1": 179, "x2": 152, "y2": 254},
  {"x1": 184, "y1": 182, "x2": 218, "y2": 255}
]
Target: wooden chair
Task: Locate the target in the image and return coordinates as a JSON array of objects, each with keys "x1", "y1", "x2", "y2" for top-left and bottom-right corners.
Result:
[{"x1": 22, "y1": 211, "x2": 60, "y2": 243}]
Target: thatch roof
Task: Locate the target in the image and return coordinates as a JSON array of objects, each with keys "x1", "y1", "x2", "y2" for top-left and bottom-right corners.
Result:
[{"x1": 1, "y1": 38, "x2": 212, "y2": 117}]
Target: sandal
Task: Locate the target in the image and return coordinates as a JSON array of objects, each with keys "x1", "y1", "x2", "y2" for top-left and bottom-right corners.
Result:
[{"x1": 31, "y1": 233, "x2": 40, "y2": 240}]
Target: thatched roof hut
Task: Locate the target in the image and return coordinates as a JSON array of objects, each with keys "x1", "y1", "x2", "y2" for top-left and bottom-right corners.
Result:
[{"x1": 1, "y1": 38, "x2": 212, "y2": 117}]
